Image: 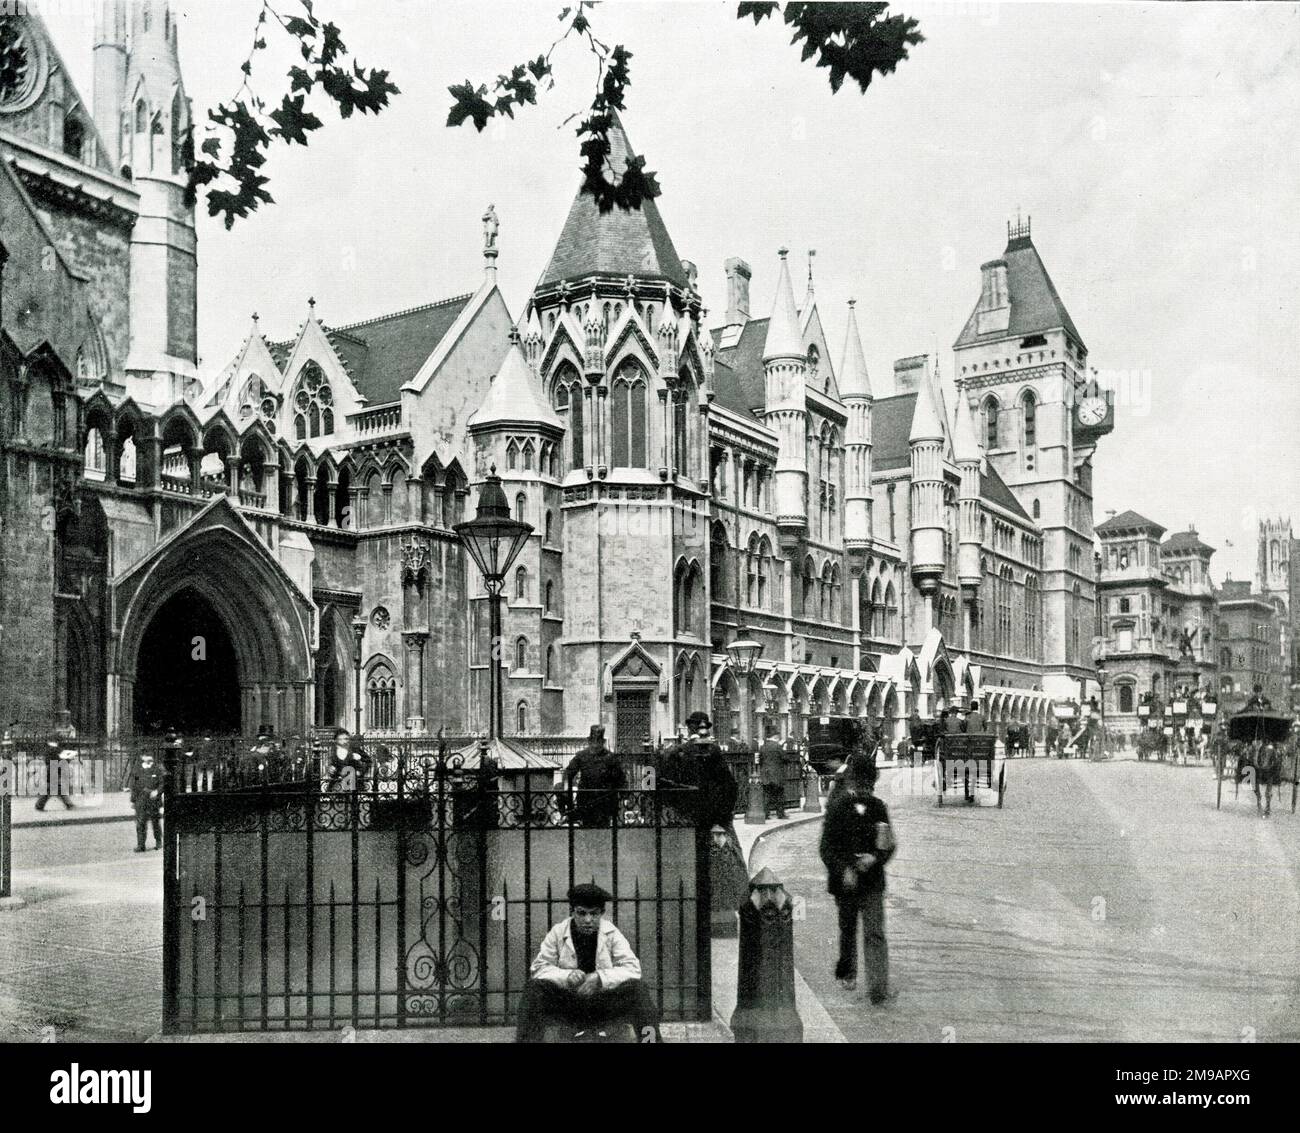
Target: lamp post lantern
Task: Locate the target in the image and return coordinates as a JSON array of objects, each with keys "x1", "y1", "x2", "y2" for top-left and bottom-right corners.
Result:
[
  {"x1": 455, "y1": 468, "x2": 533, "y2": 740},
  {"x1": 350, "y1": 615, "x2": 367, "y2": 737}
]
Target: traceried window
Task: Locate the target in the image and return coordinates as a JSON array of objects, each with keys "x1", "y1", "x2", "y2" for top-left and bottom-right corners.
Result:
[
  {"x1": 983, "y1": 396, "x2": 1000, "y2": 449},
  {"x1": 1021, "y1": 391, "x2": 1037, "y2": 448},
  {"x1": 292, "y1": 362, "x2": 334, "y2": 439},
  {"x1": 610, "y1": 361, "x2": 648, "y2": 468},
  {"x1": 1117, "y1": 683, "x2": 1135, "y2": 713},
  {"x1": 366, "y1": 662, "x2": 398, "y2": 732},
  {"x1": 552, "y1": 365, "x2": 583, "y2": 469}
]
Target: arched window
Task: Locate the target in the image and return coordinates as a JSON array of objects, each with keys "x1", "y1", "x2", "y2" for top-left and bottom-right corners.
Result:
[
  {"x1": 515, "y1": 491, "x2": 526, "y2": 521},
  {"x1": 1220, "y1": 647, "x2": 1231, "y2": 669},
  {"x1": 83, "y1": 426, "x2": 107, "y2": 481},
  {"x1": 802, "y1": 558, "x2": 817, "y2": 616},
  {"x1": 516, "y1": 700, "x2": 529, "y2": 734},
  {"x1": 515, "y1": 566, "x2": 528, "y2": 602},
  {"x1": 119, "y1": 434, "x2": 137, "y2": 484},
  {"x1": 1032, "y1": 498, "x2": 1040, "y2": 519},
  {"x1": 757, "y1": 537, "x2": 772, "y2": 610},
  {"x1": 884, "y1": 582, "x2": 898, "y2": 638},
  {"x1": 171, "y1": 90, "x2": 185, "y2": 174},
  {"x1": 63, "y1": 114, "x2": 85, "y2": 160},
  {"x1": 710, "y1": 523, "x2": 729, "y2": 607},
  {"x1": 515, "y1": 636, "x2": 529, "y2": 670},
  {"x1": 135, "y1": 99, "x2": 147, "y2": 134},
  {"x1": 1070, "y1": 583, "x2": 1082, "y2": 662},
  {"x1": 545, "y1": 644, "x2": 556, "y2": 684},
  {"x1": 506, "y1": 440, "x2": 518, "y2": 471},
  {"x1": 1021, "y1": 391, "x2": 1037, "y2": 448},
  {"x1": 293, "y1": 362, "x2": 333, "y2": 438},
  {"x1": 366, "y1": 662, "x2": 398, "y2": 733},
  {"x1": 558, "y1": 368, "x2": 584, "y2": 469},
  {"x1": 682, "y1": 564, "x2": 697, "y2": 634},
  {"x1": 983, "y1": 396, "x2": 1000, "y2": 449},
  {"x1": 746, "y1": 537, "x2": 759, "y2": 608},
  {"x1": 611, "y1": 362, "x2": 648, "y2": 468},
  {"x1": 545, "y1": 580, "x2": 554, "y2": 613},
  {"x1": 523, "y1": 440, "x2": 534, "y2": 471},
  {"x1": 1117, "y1": 683, "x2": 1134, "y2": 713},
  {"x1": 1025, "y1": 576, "x2": 1039, "y2": 657},
  {"x1": 869, "y1": 578, "x2": 883, "y2": 637},
  {"x1": 544, "y1": 510, "x2": 554, "y2": 544}
]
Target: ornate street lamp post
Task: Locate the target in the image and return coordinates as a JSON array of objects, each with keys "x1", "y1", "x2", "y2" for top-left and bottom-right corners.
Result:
[
  {"x1": 728, "y1": 628, "x2": 770, "y2": 826},
  {"x1": 351, "y1": 615, "x2": 367, "y2": 737},
  {"x1": 455, "y1": 468, "x2": 533, "y2": 740}
]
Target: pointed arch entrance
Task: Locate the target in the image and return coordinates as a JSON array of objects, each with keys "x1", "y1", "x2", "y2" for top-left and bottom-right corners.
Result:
[
  {"x1": 134, "y1": 588, "x2": 241, "y2": 735},
  {"x1": 110, "y1": 497, "x2": 317, "y2": 737}
]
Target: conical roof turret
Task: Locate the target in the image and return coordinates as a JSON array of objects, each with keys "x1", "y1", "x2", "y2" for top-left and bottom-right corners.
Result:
[
  {"x1": 763, "y1": 249, "x2": 804, "y2": 362},
  {"x1": 838, "y1": 299, "x2": 872, "y2": 399}
]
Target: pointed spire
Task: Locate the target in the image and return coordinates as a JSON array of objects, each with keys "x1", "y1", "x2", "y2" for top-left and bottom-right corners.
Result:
[
  {"x1": 838, "y1": 299, "x2": 872, "y2": 399},
  {"x1": 537, "y1": 112, "x2": 688, "y2": 289},
  {"x1": 803, "y1": 249, "x2": 816, "y2": 308},
  {"x1": 909, "y1": 368, "x2": 945, "y2": 443},
  {"x1": 951, "y1": 388, "x2": 981, "y2": 464},
  {"x1": 763, "y1": 249, "x2": 804, "y2": 362}
]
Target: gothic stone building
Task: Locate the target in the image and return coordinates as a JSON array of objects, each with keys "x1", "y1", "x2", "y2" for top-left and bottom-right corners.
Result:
[{"x1": 0, "y1": 5, "x2": 1113, "y2": 746}]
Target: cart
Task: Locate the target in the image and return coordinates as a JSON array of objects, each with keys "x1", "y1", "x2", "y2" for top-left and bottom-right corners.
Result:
[
  {"x1": 1217, "y1": 710, "x2": 1295, "y2": 814},
  {"x1": 935, "y1": 733, "x2": 1005, "y2": 808}
]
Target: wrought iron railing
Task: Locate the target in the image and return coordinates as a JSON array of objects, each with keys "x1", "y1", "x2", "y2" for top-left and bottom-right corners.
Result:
[{"x1": 161, "y1": 759, "x2": 711, "y2": 1034}]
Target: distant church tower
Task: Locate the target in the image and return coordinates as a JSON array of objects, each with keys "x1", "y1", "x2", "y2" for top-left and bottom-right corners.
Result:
[
  {"x1": 1257, "y1": 518, "x2": 1292, "y2": 612},
  {"x1": 953, "y1": 217, "x2": 1111, "y2": 698},
  {"x1": 94, "y1": 0, "x2": 198, "y2": 406}
]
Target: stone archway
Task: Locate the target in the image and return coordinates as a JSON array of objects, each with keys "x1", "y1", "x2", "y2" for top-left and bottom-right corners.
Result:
[
  {"x1": 110, "y1": 497, "x2": 316, "y2": 737},
  {"x1": 134, "y1": 587, "x2": 241, "y2": 735}
]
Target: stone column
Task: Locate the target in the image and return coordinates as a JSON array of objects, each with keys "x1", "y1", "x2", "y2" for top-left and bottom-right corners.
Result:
[
  {"x1": 325, "y1": 483, "x2": 337, "y2": 527},
  {"x1": 226, "y1": 455, "x2": 240, "y2": 494},
  {"x1": 304, "y1": 477, "x2": 317, "y2": 524},
  {"x1": 596, "y1": 386, "x2": 609, "y2": 477},
  {"x1": 658, "y1": 389, "x2": 670, "y2": 474},
  {"x1": 348, "y1": 487, "x2": 361, "y2": 530},
  {"x1": 403, "y1": 631, "x2": 428, "y2": 732}
]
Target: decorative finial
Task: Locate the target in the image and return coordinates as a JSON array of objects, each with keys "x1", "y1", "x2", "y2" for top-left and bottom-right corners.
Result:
[
  {"x1": 807, "y1": 249, "x2": 816, "y2": 290},
  {"x1": 308, "y1": 296, "x2": 316, "y2": 313},
  {"x1": 508, "y1": 324, "x2": 521, "y2": 346},
  {"x1": 482, "y1": 204, "x2": 499, "y2": 252},
  {"x1": 847, "y1": 298, "x2": 856, "y2": 309},
  {"x1": 252, "y1": 311, "x2": 259, "y2": 324},
  {"x1": 778, "y1": 247, "x2": 789, "y2": 260},
  {"x1": 489, "y1": 463, "x2": 497, "y2": 477}
]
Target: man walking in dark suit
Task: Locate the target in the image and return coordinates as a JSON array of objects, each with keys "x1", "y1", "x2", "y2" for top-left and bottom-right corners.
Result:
[{"x1": 758, "y1": 725, "x2": 787, "y2": 819}]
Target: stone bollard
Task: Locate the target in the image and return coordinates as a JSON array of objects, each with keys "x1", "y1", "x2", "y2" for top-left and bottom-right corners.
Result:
[
  {"x1": 730, "y1": 867, "x2": 803, "y2": 1043},
  {"x1": 802, "y1": 766, "x2": 821, "y2": 814}
]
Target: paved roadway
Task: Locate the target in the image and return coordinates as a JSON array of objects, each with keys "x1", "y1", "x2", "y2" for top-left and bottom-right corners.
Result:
[
  {"x1": 0, "y1": 815, "x2": 162, "y2": 1042},
  {"x1": 756, "y1": 758, "x2": 1300, "y2": 1042},
  {"x1": 4, "y1": 763, "x2": 1298, "y2": 1043}
]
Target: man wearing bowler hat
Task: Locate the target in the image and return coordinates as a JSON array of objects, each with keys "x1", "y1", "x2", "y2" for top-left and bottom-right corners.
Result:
[{"x1": 515, "y1": 882, "x2": 661, "y2": 1042}]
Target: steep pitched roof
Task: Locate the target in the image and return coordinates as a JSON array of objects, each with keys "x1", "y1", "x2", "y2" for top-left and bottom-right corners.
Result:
[
  {"x1": 537, "y1": 115, "x2": 688, "y2": 289},
  {"x1": 980, "y1": 465, "x2": 1031, "y2": 522},
  {"x1": 955, "y1": 233, "x2": 1085, "y2": 349},
  {"x1": 1163, "y1": 529, "x2": 1215, "y2": 556},
  {"x1": 869, "y1": 392, "x2": 919, "y2": 471},
  {"x1": 467, "y1": 339, "x2": 560, "y2": 430},
  {"x1": 710, "y1": 318, "x2": 769, "y2": 418},
  {"x1": 269, "y1": 295, "x2": 472, "y2": 404},
  {"x1": 909, "y1": 371, "x2": 945, "y2": 442},
  {"x1": 1096, "y1": 509, "x2": 1165, "y2": 536}
]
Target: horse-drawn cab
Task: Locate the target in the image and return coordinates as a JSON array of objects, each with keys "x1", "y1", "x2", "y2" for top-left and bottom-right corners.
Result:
[
  {"x1": 1217, "y1": 709, "x2": 1295, "y2": 815},
  {"x1": 934, "y1": 732, "x2": 1006, "y2": 808}
]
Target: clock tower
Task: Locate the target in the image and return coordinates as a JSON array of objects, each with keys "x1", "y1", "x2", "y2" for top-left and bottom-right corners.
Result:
[{"x1": 953, "y1": 217, "x2": 1112, "y2": 698}]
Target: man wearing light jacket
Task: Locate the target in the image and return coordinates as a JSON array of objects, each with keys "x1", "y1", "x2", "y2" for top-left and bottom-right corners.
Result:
[{"x1": 515, "y1": 882, "x2": 661, "y2": 1042}]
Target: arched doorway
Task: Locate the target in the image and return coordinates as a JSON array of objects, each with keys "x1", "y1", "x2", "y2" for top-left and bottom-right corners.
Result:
[{"x1": 133, "y1": 587, "x2": 241, "y2": 735}]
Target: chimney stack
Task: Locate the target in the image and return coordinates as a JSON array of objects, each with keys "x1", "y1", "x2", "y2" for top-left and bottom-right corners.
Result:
[{"x1": 724, "y1": 257, "x2": 752, "y2": 327}]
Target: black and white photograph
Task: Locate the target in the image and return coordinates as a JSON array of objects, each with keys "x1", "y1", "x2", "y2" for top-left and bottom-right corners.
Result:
[{"x1": 0, "y1": 0, "x2": 1296, "y2": 1110}]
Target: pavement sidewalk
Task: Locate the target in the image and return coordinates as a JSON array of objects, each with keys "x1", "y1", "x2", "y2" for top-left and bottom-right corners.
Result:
[{"x1": 9, "y1": 790, "x2": 135, "y2": 828}]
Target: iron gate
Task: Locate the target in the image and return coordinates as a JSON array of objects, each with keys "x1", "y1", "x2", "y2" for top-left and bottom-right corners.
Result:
[{"x1": 162, "y1": 751, "x2": 710, "y2": 1033}]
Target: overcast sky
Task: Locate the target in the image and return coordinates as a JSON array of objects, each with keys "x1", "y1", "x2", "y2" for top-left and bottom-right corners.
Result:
[{"x1": 40, "y1": 0, "x2": 1300, "y2": 583}]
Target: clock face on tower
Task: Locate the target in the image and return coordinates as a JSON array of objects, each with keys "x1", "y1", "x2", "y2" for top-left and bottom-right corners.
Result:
[{"x1": 1077, "y1": 397, "x2": 1107, "y2": 427}]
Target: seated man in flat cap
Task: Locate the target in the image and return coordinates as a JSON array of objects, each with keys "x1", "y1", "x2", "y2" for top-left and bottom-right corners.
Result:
[{"x1": 515, "y1": 882, "x2": 661, "y2": 1042}]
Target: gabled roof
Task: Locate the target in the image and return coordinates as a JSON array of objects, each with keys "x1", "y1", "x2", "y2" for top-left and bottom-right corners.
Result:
[
  {"x1": 955, "y1": 233, "x2": 1085, "y2": 350},
  {"x1": 1096, "y1": 509, "x2": 1165, "y2": 536},
  {"x1": 869, "y1": 392, "x2": 919, "y2": 471},
  {"x1": 269, "y1": 295, "x2": 472, "y2": 404},
  {"x1": 537, "y1": 114, "x2": 688, "y2": 289},
  {"x1": 1163, "y1": 529, "x2": 1215, "y2": 556}
]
